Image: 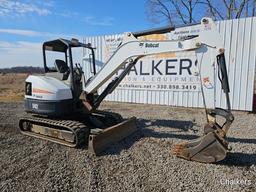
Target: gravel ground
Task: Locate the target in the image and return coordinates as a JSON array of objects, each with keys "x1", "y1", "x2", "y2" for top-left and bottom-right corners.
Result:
[{"x1": 0, "y1": 101, "x2": 255, "y2": 192}]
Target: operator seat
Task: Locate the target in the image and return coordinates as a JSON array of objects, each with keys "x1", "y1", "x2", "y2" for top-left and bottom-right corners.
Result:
[{"x1": 54, "y1": 59, "x2": 70, "y2": 80}]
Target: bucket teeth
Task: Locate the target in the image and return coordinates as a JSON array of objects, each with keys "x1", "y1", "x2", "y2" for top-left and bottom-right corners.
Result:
[
  {"x1": 171, "y1": 143, "x2": 190, "y2": 160},
  {"x1": 172, "y1": 143, "x2": 185, "y2": 154}
]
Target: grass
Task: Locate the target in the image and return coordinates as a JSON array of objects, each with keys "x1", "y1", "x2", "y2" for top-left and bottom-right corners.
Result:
[
  {"x1": 0, "y1": 73, "x2": 27, "y2": 102},
  {"x1": 0, "y1": 95, "x2": 24, "y2": 102}
]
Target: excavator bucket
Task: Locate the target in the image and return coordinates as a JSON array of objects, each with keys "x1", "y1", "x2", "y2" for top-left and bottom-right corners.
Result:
[
  {"x1": 88, "y1": 117, "x2": 137, "y2": 155},
  {"x1": 172, "y1": 131, "x2": 228, "y2": 163},
  {"x1": 172, "y1": 108, "x2": 234, "y2": 163}
]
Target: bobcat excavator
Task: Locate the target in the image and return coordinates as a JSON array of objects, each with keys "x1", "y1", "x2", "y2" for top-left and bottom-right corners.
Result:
[{"x1": 19, "y1": 18, "x2": 234, "y2": 163}]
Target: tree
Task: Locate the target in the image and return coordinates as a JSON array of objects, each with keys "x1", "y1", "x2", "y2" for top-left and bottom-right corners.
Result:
[
  {"x1": 204, "y1": 0, "x2": 255, "y2": 20},
  {"x1": 146, "y1": 0, "x2": 256, "y2": 26},
  {"x1": 146, "y1": 0, "x2": 207, "y2": 25}
]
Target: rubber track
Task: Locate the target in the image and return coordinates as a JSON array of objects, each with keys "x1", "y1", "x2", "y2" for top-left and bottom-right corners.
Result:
[{"x1": 19, "y1": 115, "x2": 89, "y2": 148}]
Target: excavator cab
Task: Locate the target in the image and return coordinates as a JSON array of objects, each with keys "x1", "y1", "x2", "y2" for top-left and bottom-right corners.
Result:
[
  {"x1": 43, "y1": 38, "x2": 96, "y2": 86},
  {"x1": 22, "y1": 39, "x2": 96, "y2": 117}
]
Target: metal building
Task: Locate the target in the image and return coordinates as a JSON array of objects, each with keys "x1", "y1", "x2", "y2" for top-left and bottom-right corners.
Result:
[{"x1": 83, "y1": 17, "x2": 256, "y2": 111}]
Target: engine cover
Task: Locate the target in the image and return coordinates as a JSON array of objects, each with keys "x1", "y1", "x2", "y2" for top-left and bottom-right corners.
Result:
[
  {"x1": 24, "y1": 75, "x2": 73, "y2": 116},
  {"x1": 25, "y1": 75, "x2": 72, "y2": 101}
]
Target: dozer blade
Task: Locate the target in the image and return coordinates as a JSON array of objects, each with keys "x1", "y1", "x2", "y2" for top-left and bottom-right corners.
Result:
[
  {"x1": 172, "y1": 131, "x2": 228, "y2": 163},
  {"x1": 88, "y1": 117, "x2": 137, "y2": 155}
]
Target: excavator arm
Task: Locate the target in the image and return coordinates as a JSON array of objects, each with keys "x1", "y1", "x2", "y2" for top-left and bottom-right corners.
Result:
[{"x1": 81, "y1": 17, "x2": 234, "y2": 163}]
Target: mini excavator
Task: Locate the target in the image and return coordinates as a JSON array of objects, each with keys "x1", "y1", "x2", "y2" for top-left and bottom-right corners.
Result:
[{"x1": 19, "y1": 18, "x2": 234, "y2": 163}]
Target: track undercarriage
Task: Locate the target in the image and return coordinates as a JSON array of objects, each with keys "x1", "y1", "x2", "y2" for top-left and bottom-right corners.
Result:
[{"x1": 19, "y1": 110, "x2": 137, "y2": 155}]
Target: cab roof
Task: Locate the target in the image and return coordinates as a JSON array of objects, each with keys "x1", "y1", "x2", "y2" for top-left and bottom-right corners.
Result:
[{"x1": 43, "y1": 38, "x2": 89, "y2": 52}]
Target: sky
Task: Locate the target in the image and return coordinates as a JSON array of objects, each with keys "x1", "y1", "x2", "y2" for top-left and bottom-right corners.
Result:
[{"x1": 0, "y1": 0, "x2": 159, "y2": 68}]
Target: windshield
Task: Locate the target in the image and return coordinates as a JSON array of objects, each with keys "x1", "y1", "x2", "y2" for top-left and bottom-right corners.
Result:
[
  {"x1": 45, "y1": 50, "x2": 66, "y2": 72},
  {"x1": 43, "y1": 45, "x2": 83, "y2": 73}
]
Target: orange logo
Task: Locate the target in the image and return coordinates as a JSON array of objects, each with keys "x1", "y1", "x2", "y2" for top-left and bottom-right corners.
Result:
[{"x1": 203, "y1": 77, "x2": 209, "y2": 83}]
